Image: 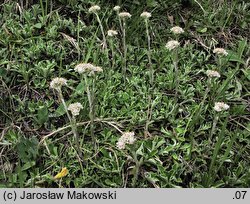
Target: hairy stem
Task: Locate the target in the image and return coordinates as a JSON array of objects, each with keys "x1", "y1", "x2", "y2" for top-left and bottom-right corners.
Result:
[
  {"x1": 145, "y1": 19, "x2": 153, "y2": 86},
  {"x1": 58, "y1": 89, "x2": 83, "y2": 159},
  {"x1": 95, "y1": 13, "x2": 107, "y2": 50},
  {"x1": 187, "y1": 78, "x2": 211, "y2": 159},
  {"x1": 173, "y1": 49, "x2": 179, "y2": 100},
  {"x1": 84, "y1": 75, "x2": 96, "y2": 149},
  {"x1": 144, "y1": 18, "x2": 154, "y2": 137},
  {"x1": 71, "y1": 117, "x2": 83, "y2": 159},
  {"x1": 122, "y1": 19, "x2": 127, "y2": 79}
]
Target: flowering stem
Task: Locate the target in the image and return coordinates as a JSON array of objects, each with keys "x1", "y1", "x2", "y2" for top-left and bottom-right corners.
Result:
[
  {"x1": 58, "y1": 90, "x2": 72, "y2": 124},
  {"x1": 117, "y1": 13, "x2": 123, "y2": 35},
  {"x1": 218, "y1": 56, "x2": 222, "y2": 71},
  {"x1": 116, "y1": 11, "x2": 127, "y2": 81},
  {"x1": 145, "y1": 19, "x2": 153, "y2": 86},
  {"x1": 77, "y1": 11, "x2": 81, "y2": 61},
  {"x1": 108, "y1": 38, "x2": 115, "y2": 69},
  {"x1": 111, "y1": 39, "x2": 115, "y2": 68},
  {"x1": 173, "y1": 49, "x2": 179, "y2": 100},
  {"x1": 91, "y1": 76, "x2": 96, "y2": 146},
  {"x1": 71, "y1": 116, "x2": 83, "y2": 159},
  {"x1": 84, "y1": 75, "x2": 96, "y2": 149},
  {"x1": 193, "y1": 0, "x2": 206, "y2": 14},
  {"x1": 205, "y1": 115, "x2": 228, "y2": 187},
  {"x1": 143, "y1": 18, "x2": 154, "y2": 137},
  {"x1": 95, "y1": 13, "x2": 107, "y2": 50},
  {"x1": 144, "y1": 95, "x2": 153, "y2": 137},
  {"x1": 121, "y1": 19, "x2": 127, "y2": 80},
  {"x1": 57, "y1": 90, "x2": 83, "y2": 159},
  {"x1": 216, "y1": 64, "x2": 240, "y2": 101},
  {"x1": 186, "y1": 78, "x2": 211, "y2": 159},
  {"x1": 131, "y1": 150, "x2": 143, "y2": 187},
  {"x1": 132, "y1": 161, "x2": 140, "y2": 187},
  {"x1": 209, "y1": 113, "x2": 219, "y2": 142},
  {"x1": 203, "y1": 78, "x2": 211, "y2": 104}
]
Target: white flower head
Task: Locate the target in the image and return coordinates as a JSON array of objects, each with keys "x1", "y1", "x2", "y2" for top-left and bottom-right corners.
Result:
[
  {"x1": 75, "y1": 63, "x2": 95, "y2": 74},
  {"x1": 116, "y1": 140, "x2": 126, "y2": 150},
  {"x1": 118, "y1": 12, "x2": 132, "y2": 19},
  {"x1": 124, "y1": 132, "x2": 136, "y2": 144},
  {"x1": 178, "y1": 108, "x2": 184, "y2": 113},
  {"x1": 213, "y1": 48, "x2": 228, "y2": 56},
  {"x1": 107, "y1": 29, "x2": 118, "y2": 37},
  {"x1": 165, "y1": 40, "x2": 180, "y2": 50},
  {"x1": 92, "y1": 66, "x2": 103, "y2": 73},
  {"x1": 140, "y1": 11, "x2": 151, "y2": 19},
  {"x1": 206, "y1": 70, "x2": 221, "y2": 78},
  {"x1": 116, "y1": 132, "x2": 136, "y2": 150},
  {"x1": 74, "y1": 63, "x2": 103, "y2": 75},
  {"x1": 113, "y1": 6, "x2": 121, "y2": 11},
  {"x1": 50, "y1": 77, "x2": 67, "y2": 90},
  {"x1": 170, "y1": 26, "x2": 184, "y2": 34},
  {"x1": 214, "y1": 102, "x2": 230, "y2": 112},
  {"x1": 68, "y1": 102, "x2": 83, "y2": 116},
  {"x1": 88, "y1": 5, "x2": 100, "y2": 13}
]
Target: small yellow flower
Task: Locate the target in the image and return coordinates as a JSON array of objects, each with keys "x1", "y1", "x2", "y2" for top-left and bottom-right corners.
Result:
[{"x1": 54, "y1": 167, "x2": 68, "y2": 179}]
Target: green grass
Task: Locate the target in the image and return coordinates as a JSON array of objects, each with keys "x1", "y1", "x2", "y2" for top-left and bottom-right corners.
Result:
[{"x1": 0, "y1": 0, "x2": 249, "y2": 187}]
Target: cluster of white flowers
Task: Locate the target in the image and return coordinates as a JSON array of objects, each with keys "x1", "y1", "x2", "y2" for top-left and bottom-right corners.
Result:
[
  {"x1": 170, "y1": 26, "x2": 184, "y2": 34},
  {"x1": 75, "y1": 63, "x2": 94, "y2": 74},
  {"x1": 140, "y1": 11, "x2": 151, "y2": 19},
  {"x1": 88, "y1": 5, "x2": 100, "y2": 13},
  {"x1": 206, "y1": 70, "x2": 221, "y2": 78},
  {"x1": 50, "y1": 77, "x2": 67, "y2": 90},
  {"x1": 116, "y1": 132, "x2": 136, "y2": 150},
  {"x1": 107, "y1": 29, "x2": 118, "y2": 37},
  {"x1": 214, "y1": 102, "x2": 230, "y2": 112},
  {"x1": 118, "y1": 12, "x2": 132, "y2": 19},
  {"x1": 93, "y1": 66, "x2": 103, "y2": 72},
  {"x1": 165, "y1": 40, "x2": 180, "y2": 50},
  {"x1": 68, "y1": 102, "x2": 83, "y2": 116},
  {"x1": 74, "y1": 63, "x2": 103, "y2": 75},
  {"x1": 213, "y1": 48, "x2": 228, "y2": 56},
  {"x1": 113, "y1": 6, "x2": 121, "y2": 11}
]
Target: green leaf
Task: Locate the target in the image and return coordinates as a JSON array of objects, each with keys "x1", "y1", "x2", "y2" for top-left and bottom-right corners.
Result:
[
  {"x1": 242, "y1": 69, "x2": 250, "y2": 80},
  {"x1": 21, "y1": 161, "x2": 36, "y2": 171},
  {"x1": 33, "y1": 23, "x2": 42, "y2": 29},
  {"x1": 146, "y1": 0, "x2": 158, "y2": 7},
  {"x1": 197, "y1": 27, "x2": 207, "y2": 33},
  {"x1": 75, "y1": 81, "x2": 85, "y2": 95},
  {"x1": 37, "y1": 106, "x2": 48, "y2": 125},
  {"x1": 160, "y1": 145, "x2": 175, "y2": 154},
  {"x1": 136, "y1": 143, "x2": 144, "y2": 156},
  {"x1": 227, "y1": 51, "x2": 245, "y2": 64},
  {"x1": 237, "y1": 39, "x2": 247, "y2": 58},
  {"x1": 16, "y1": 137, "x2": 39, "y2": 162},
  {"x1": 54, "y1": 103, "x2": 66, "y2": 117}
]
